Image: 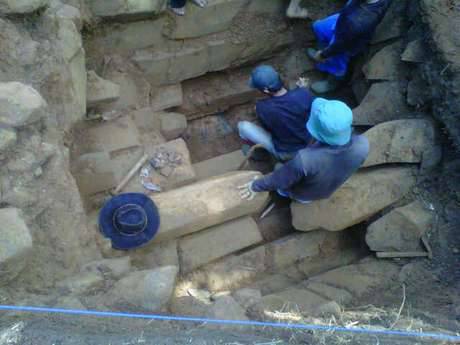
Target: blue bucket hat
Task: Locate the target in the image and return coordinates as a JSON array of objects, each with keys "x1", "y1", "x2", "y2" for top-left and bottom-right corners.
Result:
[
  {"x1": 249, "y1": 65, "x2": 283, "y2": 92},
  {"x1": 99, "y1": 193, "x2": 160, "y2": 250},
  {"x1": 307, "y1": 98, "x2": 353, "y2": 146}
]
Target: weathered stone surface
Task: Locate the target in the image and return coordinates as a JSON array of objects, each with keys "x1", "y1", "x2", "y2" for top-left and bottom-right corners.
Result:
[
  {"x1": 164, "y1": 0, "x2": 246, "y2": 39},
  {"x1": 88, "y1": 0, "x2": 166, "y2": 18},
  {"x1": 56, "y1": 272, "x2": 104, "y2": 294},
  {"x1": 160, "y1": 112, "x2": 187, "y2": 140},
  {"x1": 0, "y1": 208, "x2": 33, "y2": 284},
  {"x1": 0, "y1": 0, "x2": 49, "y2": 13},
  {"x1": 309, "y1": 258, "x2": 400, "y2": 299},
  {"x1": 177, "y1": 68, "x2": 259, "y2": 119},
  {"x1": 363, "y1": 119, "x2": 437, "y2": 168},
  {"x1": 248, "y1": 274, "x2": 297, "y2": 296},
  {"x1": 86, "y1": 71, "x2": 120, "y2": 107},
  {"x1": 178, "y1": 217, "x2": 263, "y2": 273},
  {"x1": 0, "y1": 128, "x2": 17, "y2": 152},
  {"x1": 407, "y1": 74, "x2": 431, "y2": 107},
  {"x1": 257, "y1": 206, "x2": 293, "y2": 242},
  {"x1": 366, "y1": 201, "x2": 434, "y2": 252},
  {"x1": 302, "y1": 282, "x2": 353, "y2": 305},
  {"x1": 80, "y1": 257, "x2": 132, "y2": 279},
  {"x1": 170, "y1": 295, "x2": 210, "y2": 316},
  {"x1": 53, "y1": 2, "x2": 83, "y2": 30},
  {"x1": 130, "y1": 107, "x2": 161, "y2": 133},
  {"x1": 193, "y1": 151, "x2": 245, "y2": 181},
  {"x1": 130, "y1": 240, "x2": 178, "y2": 269},
  {"x1": 353, "y1": 82, "x2": 411, "y2": 125},
  {"x1": 292, "y1": 167, "x2": 417, "y2": 232},
  {"x1": 233, "y1": 288, "x2": 262, "y2": 309},
  {"x1": 371, "y1": 0, "x2": 408, "y2": 44},
  {"x1": 82, "y1": 116, "x2": 141, "y2": 154},
  {"x1": 0, "y1": 82, "x2": 47, "y2": 127},
  {"x1": 249, "y1": 287, "x2": 330, "y2": 320},
  {"x1": 188, "y1": 246, "x2": 266, "y2": 292},
  {"x1": 401, "y1": 39, "x2": 425, "y2": 63},
  {"x1": 54, "y1": 296, "x2": 86, "y2": 310},
  {"x1": 151, "y1": 171, "x2": 269, "y2": 243},
  {"x1": 73, "y1": 152, "x2": 117, "y2": 196},
  {"x1": 265, "y1": 231, "x2": 327, "y2": 271},
  {"x1": 104, "y1": 266, "x2": 178, "y2": 312},
  {"x1": 151, "y1": 84, "x2": 183, "y2": 112},
  {"x1": 206, "y1": 295, "x2": 248, "y2": 321},
  {"x1": 363, "y1": 41, "x2": 405, "y2": 81}
]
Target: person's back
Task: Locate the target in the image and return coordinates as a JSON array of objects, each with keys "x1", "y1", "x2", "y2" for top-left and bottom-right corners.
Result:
[
  {"x1": 256, "y1": 87, "x2": 313, "y2": 153},
  {"x1": 288, "y1": 135, "x2": 369, "y2": 201}
]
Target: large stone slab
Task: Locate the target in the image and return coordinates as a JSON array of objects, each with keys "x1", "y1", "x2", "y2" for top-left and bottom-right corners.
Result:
[
  {"x1": 177, "y1": 68, "x2": 259, "y2": 119},
  {"x1": 88, "y1": 0, "x2": 166, "y2": 18},
  {"x1": 265, "y1": 231, "x2": 327, "y2": 271},
  {"x1": 363, "y1": 119, "x2": 437, "y2": 168},
  {"x1": 0, "y1": 128, "x2": 17, "y2": 152},
  {"x1": 0, "y1": 208, "x2": 33, "y2": 284},
  {"x1": 178, "y1": 216, "x2": 262, "y2": 273},
  {"x1": 103, "y1": 266, "x2": 178, "y2": 312},
  {"x1": 86, "y1": 70, "x2": 120, "y2": 108},
  {"x1": 366, "y1": 201, "x2": 434, "y2": 252},
  {"x1": 73, "y1": 152, "x2": 117, "y2": 196},
  {"x1": 0, "y1": 0, "x2": 49, "y2": 14},
  {"x1": 371, "y1": 0, "x2": 408, "y2": 44},
  {"x1": 353, "y1": 82, "x2": 411, "y2": 125},
  {"x1": 401, "y1": 39, "x2": 425, "y2": 63},
  {"x1": 291, "y1": 167, "x2": 417, "y2": 232},
  {"x1": 193, "y1": 151, "x2": 245, "y2": 180},
  {"x1": 151, "y1": 171, "x2": 269, "y2": 243},
  {"x1": 164, "y1": 0, "x2": 246, "y2": 39},
  {"x1": 363, "y1": 41, "x2": 406, "y2": 81},
  {"x1": 0, "y1": 82, "x2": 47, "y2": 127},
  {"x1": 160, "y1": 112, "x2": 187, "y2": 140}
]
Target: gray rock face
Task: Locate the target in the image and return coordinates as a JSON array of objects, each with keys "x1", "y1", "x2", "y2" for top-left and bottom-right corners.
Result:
[
  {"x1": 206, "y1": 296, "x2": 248, "y2": 321},
  {"x1": 0, "y1": 0, "x2": 49, "y2": 14},
  {"x1": 363, "y1": 41, "x2": 406, "y2": 81},
  {"x1": 104, "y1": 266, "x2": 178, "y2": 312},
  {"x1": 88, "y1": 0, "x2": 166, "y2": 18},
  {"x1": 0, "y1": 82, "x2": 47, "y2": 127},
  {"x1": 86, "y1": 71, "x2": 121, "y2": 108},
  {"x1": 366, "y1": 201, "x2": 434, "y2": 252},
  {"x1": 401, "y1": 39, "x2": 425, "y2": 63},
  {"x1": 0, "y1": 208, "x2": 33, "y2": 284},
  {"x1": 363, "y1": 119, "x2": 438, "y2": 168},
  {"x1": 160, "y1": 112, "x2": 187, "y2": 141},
  {"x1": 291, "y1": 167, "x2": 417, "y2": 232},
  {"x1": 353, "y1": 81, "x2": 411, "y2": 125},
  {"x1": 0, "y1": 128, "x2": 17, "y2": 152}
]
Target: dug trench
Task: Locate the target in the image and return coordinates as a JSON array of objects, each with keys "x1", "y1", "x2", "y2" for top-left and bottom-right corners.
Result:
[{"x1": 0, "y1": 0, "x2": 459, "y2": 343}]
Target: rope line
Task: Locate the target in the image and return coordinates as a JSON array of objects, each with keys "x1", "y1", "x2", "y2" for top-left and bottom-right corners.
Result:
[{"x1": 0, "y1": 305, "x2": 459, "y2": 342}]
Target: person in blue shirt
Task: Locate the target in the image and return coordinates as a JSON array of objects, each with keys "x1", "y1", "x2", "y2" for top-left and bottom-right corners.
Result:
[
  {"x1": 238, "y1": 65, "x2": 314, "y2": 162},
  {"x1": 238, "y1": 98, "x2": 369, "y2": 203},
  {"x1": 307, "y1": 0, "x2": 392, "y2": 93},
  {"x1": 169, "y1": 0, "x2": 207, "y2": 16}
]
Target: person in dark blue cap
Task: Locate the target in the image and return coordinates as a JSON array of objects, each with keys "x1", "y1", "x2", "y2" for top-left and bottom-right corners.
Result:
[
  {"x1": 238, "y1": 65, "x2": 314, "y2": 162},
  {"x1": 238, "y1": 98, "x2": 369, "y2": 203},
  {"x1": 99, "y1": 193, "x2": 160, "y2": 250},
  {"x1": 307, "y1": 0, "x2": 392, "y2": 93}
]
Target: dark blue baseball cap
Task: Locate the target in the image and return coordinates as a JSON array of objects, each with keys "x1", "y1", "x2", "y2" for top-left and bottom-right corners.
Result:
[
  {"x1": 99, "y1": 193, "x2": 160, "y2": 250},
  {"x1": 249, "y1": 65, "x2": 283, "y2": 92}
]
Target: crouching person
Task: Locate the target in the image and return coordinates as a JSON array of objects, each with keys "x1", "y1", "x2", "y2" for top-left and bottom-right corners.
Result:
[{"x1": 238, "y1": 98, "x2": 369, "y2": 203}]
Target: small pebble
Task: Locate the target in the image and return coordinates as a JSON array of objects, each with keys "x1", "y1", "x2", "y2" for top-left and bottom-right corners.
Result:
[{"x1": 34, "y1": 167, "x2": 43, "y2": 177}]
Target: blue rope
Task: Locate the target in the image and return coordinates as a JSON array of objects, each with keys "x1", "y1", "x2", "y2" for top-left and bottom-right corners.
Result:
[{"x1": 0, "y1": 305, "x2": 459, "y2": 342}]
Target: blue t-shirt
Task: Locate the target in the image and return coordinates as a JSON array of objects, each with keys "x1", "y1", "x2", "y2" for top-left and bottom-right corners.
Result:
[
  {"x1": 256, "y1": 88, "x2": 314, "y2": 153},
  {"x1": 252, "y1": 134, "x2": 370, "y2": 202}
]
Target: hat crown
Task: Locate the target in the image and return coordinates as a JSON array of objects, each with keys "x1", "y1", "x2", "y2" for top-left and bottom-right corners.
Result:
[
  {"x1": 114, "y1": 204, "x2": 147, "y2": 236},
  {"x1": 249, "y1": 65, "x2": 282, "y2": 91}
]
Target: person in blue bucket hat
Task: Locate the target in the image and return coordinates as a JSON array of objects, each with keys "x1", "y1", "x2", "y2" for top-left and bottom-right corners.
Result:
[
  {"x1": 238, "y1": 98, "x2": 369, "y2": 203},
  {"x1": 307, "y1": 0, "x2": 392, "y2": 94},
  {"x1": 238, "y1": 65, "x2": 314, "y2": 162},
  {"x1": 99, "y1": 193, "x2": 160, "y2": 250}
]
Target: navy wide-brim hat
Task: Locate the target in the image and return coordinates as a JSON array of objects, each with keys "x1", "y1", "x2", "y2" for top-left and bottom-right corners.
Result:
[{"x1": 99, "y1": 193, "x2": 160, "y2": 250}]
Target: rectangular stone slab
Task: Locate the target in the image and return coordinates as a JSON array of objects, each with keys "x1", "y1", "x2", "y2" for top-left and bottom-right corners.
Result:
[
  {"x1": 193, "y1": 150, "x2": 245, "y2": 180},
  {"x1": 178, "y1": 216, "x2": 262, "y2": 273},
  {"x1": 291, "y1": 167, "x2": 417, "y2": 232},
  {"x1": 152, "y1": 171, "x2": 269, "y2": 243}
]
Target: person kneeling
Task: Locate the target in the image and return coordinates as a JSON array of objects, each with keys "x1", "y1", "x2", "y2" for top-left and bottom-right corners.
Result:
[{"x1": 238, "y1": 98, "x2": 369, "y2": 203}]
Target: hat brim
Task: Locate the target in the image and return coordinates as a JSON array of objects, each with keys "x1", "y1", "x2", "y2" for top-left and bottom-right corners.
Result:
[{"x1": 99, "y1": 193, "x2": 160, "y2": 250}]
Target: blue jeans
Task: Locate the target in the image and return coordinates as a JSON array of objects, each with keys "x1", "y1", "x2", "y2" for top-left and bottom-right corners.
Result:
[
  {"x1": 238, "y1": 121, "x2": 295, "y2": 161},
  {"x1": 170, "y1": 0, "x2": 186, "y2": 8}
]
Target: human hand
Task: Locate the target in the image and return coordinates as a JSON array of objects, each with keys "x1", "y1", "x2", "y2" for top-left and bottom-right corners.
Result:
[
  {"x1": 296, "y1": 77, "x2": 310, "y2": 88},
  {"x1": 237, "y1": 179, "x2": 257, "y2": 201}
]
